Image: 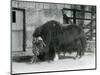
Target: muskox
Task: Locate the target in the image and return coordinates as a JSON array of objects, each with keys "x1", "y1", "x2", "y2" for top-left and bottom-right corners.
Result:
[{"x1": 31, "y1": 20, "x2": 86, "y2": 63}]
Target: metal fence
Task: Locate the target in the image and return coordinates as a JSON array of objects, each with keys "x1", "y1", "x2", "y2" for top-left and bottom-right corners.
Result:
[{"x1": 62, "y1": 6, "x2": 96, "y2": 41}]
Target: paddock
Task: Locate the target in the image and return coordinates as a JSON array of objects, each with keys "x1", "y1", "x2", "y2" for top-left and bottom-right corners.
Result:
[{"x1": 12, "y1": 52, "x2": 95, "y2": 74}]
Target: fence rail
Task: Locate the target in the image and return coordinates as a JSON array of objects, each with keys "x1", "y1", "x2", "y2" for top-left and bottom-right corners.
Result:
[{"x1": 62, "y1": 7, "x2": 96, "y2": 40}]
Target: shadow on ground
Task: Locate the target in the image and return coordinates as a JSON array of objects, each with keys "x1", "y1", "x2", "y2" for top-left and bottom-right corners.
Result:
[
  {"x1": 12, "y1": 56, "x2": 33, "y2": 63},
  {"x1": 12, "y1": 55, "x2": 76, "y2": 63},
  {"x1": 59, "y1": 55, "x2": 75, "y2": 60}
]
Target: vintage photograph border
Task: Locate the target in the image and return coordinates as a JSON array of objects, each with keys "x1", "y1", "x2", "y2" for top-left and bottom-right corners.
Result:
[{"x1": 10, "y1": 0, "x2": 97, "y2": 75}]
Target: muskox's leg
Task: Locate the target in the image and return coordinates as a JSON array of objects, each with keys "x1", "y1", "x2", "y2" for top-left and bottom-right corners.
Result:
[
  {"x1": 75, "y1": 47, "x2": 84, "y2": 59},
  {"x1": 75, "y1": 40, "x2": 84, "y2": 59},
  {"x1": 53, "y1": 47, "x2": 60, "y2": 61},
  {"x1": 63, "y1": 52, "x2": 65, "y2": 56},
  {"x1": 46, "y1": 44, "x2": 59, "y2": 62},
  {"x1": 79, "y1": 49, "x2": 82, "y2": 58},
  {"x1": 61, "y1": 49, "x2": 66, "y2": 57},
  {"x1": 46, "y1": 48, "x2": 55, "y2": 62},
  {"x1": 30, "y1": 55, "x2": 36, "y2": 63},
  {"x1": 53, "y1": 53, "x2": 59, "y2": 61},
  {"x1": 30, "y1": 56, "x2": 34, "y2": 63},
  {"x1": 81, "y1": 50, "x2": 85, "y2": 56},
  {"x1": 30, "y1": 54, "x2": 39, "y2": 63},
  {"x1": 30, "y1": 49, "x2": 39, "y2": 63},
  {"x1": 75, "y1": 48, "x2": 81, "y2": 59},
  {"x1": 79, "y1": 48, "x2": 85, "y2": 58}
]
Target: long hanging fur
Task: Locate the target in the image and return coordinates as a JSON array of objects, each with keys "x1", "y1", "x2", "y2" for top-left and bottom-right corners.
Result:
[{"x1": 32, "y1": 20, "x2": 86, "y2": 61}]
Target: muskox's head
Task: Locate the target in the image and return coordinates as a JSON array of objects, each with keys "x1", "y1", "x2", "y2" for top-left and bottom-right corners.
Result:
[
  {"x1": 32, "y1": 36, "x2": 46, "y2": 56},
  {"x1": 32, "y1": 26, "x2": 46, "y2": 47},
  {"x1": 33, "y1": 26, "x2": 43, "y2": 38}
]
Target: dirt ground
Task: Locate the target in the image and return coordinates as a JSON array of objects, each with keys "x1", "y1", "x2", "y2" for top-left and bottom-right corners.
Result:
[{"x1": 12, "y1": 52, "x2": 96, "y2": 74}]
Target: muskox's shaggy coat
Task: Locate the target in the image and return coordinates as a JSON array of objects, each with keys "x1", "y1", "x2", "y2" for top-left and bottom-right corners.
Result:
[{"x1": 32, "y1": 20, "x2": 86, "y2": 61}]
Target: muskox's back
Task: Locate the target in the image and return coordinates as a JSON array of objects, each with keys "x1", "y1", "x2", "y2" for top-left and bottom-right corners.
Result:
[{"x1": 57, "y1": 25, "x2": 83, "y2": 46}]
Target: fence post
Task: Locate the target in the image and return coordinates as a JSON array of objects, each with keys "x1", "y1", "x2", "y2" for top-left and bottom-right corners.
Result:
[{"x1": 73, "y1": 9, "x2": 76, "y2": 24}]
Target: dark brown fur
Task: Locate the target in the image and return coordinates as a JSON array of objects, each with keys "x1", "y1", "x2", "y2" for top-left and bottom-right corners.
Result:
[{"x1": 32, "y1": 20, "x2": 86, "y2": 61}]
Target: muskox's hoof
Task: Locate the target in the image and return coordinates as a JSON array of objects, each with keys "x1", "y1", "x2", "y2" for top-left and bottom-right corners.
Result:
[
  {"x1": 29, "y1": 60, "x2": 39, "y2": 64},
  {"x1": 74, "y1": 56, "x2": 82, "y2": 60},
  {"x1": 47, "y1": 60, "x2": 52, "y2": 63},
  {"x1": 29, "y1": 60, "x2": 36, "y2": 64},
  {"x1": 29, "y1": 57, "x2": 39, "y2": 64},
  {"x1": 29, "y1": 61, "x2": 34, "y2": 64}
]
